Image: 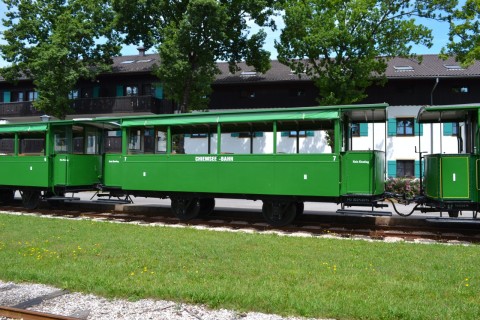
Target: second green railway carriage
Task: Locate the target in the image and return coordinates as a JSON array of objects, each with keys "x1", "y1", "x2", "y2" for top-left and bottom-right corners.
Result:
[{"x1": 102, "y1": 104, "x2": 388, "y2": 225}]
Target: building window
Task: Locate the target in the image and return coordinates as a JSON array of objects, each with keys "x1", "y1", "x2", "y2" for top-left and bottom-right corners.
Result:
[
  {"x1": 397, "y1": 160, "x2": 415, "y2": 178},
  {"x1": 289, "y1": 131, "x2": 307, "y2": 137},
  {"x1": 351, "y1": 123, "x2": 360, "y2": 137},
  {"x1": 69, "y1": 90, "x2": 79, "y2": 100},
  {"x1": 28, "y1": 91, "x2": 38, "y2": 101},
  {"x1": 452, "y1": 86, "x2": 469, "y2": 94},
  {"x1": 126, "y1": 86, "x2": 139, "y2": 96},
  {"x1": 396, "y1": 118, "x2": 414, "y2": 136},
  {"x1": 452, "y1": 122, "x2": 459, "y2": 136},
  {"x1": 12, "y1": 91, "x2": 24, "y2": 102},
  {"x1": 289, "y1": 89, "x2": 306, "y2": 97},
  {"x1": 240, "y1": 90, "x2": 255, "y2": 98},
  {"x1": 190, "y1": 133, "x2": 208, "y2": 138}
]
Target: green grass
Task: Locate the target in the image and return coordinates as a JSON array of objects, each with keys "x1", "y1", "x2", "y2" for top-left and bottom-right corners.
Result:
[{"x1": 0, "y1": 213, "x2": 479, "y2": 320}]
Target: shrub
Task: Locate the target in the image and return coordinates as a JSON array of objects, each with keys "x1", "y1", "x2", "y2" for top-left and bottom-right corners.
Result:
[{"x1": 385, "y1": 178, "x2": 421, "y2": 199}]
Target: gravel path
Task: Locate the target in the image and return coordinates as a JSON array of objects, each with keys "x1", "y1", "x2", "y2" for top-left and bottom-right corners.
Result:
[{"x1": 0, "y1": 280, "x2": 327, "y2": 320}]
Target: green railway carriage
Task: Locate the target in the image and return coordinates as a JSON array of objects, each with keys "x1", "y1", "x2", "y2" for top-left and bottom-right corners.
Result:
[
  {"x1": 103, "y1": 104, "x2": 388, "y2": 225},
  {"x1": 0, "y1": 118, "x2": 119, "y2": 208},
  {"x1": 417, "y1": 104, "x2": 480, "y2": 217}
]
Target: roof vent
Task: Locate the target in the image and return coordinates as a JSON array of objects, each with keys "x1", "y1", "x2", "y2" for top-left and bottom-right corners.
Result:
[
  {"x1": 241, "y1": 71, "x2": 257, "y2": 77},
  {"x1": 444, "y1": 64, "x2": 464, "y2": 70},
  {"x1": 393, "y1": 66, "x2": 414, "y2": 72},
  {"x1": 137, "y1": 46, "x2": 146, "y2": 56}
]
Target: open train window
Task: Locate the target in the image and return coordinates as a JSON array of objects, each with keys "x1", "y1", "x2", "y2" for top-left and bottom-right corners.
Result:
[
  {"x1": 0, "y1": 135, "x2": 14, "y2": 155},
  {"x1": 19, "y1": 132, "x2": 45, "y2": 155},
  {"x1": 54, "y1": 130, "x2": 68, "y2": 154},
  {"x1": 85, "y1": 128, "x2": 100, "y2": 155},
  {"x1": 72, "y1": 126, "x2": 85, "y2": 154},
  {"x1": 128, "y1": 128, "x2": 154, "y2": 154},
  {"x1": 156, "y1": 130, "x2": 167, "y2": 153},
  {"x1": 104, "y1": 130, "x2": 122, "y2": 153}
]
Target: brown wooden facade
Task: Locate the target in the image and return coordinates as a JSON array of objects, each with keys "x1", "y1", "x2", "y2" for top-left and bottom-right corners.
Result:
[{"x1": 1, "y1": 53, "x2": 480, "y2": 120}]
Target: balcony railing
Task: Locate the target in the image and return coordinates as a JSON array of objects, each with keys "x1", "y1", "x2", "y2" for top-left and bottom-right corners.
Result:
[
  {"x1": 0, "y1": 101, "x2": 42, "y2": 117},
  {"x1": 0, "y1": 95, "x2": 174, "y2": 118}
]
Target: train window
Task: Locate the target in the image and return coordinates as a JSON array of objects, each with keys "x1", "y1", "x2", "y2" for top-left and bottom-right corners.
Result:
[
  {"x1": 104, "y1": 130, "x2": 122, "y2": 153},
  {"x1": 0, "y1": 135, "x2": 14, "y2": 155},
  {"x1": 396, "y1": 160, "x2": 414, "y2": 177},
  {"x1": 221, "y1": 131, "x2": 268, "y2": 154},
  {"x1": 19, "y1": 132, "x2": 45, "y2": 155},
  {"x1": 396, "y1": 118, "x2": 414, "y2": 136},
  {"x1": 144, "y1": 129, "x2": 155, "y2": 153},
  {"x1": 54, "y1": 131, "x2": 68, "y2": 153},
  {"x1": 128, "y1": 129, "x2": 142, "y2": 153},
  {"x1": 85, "y1": 128, "x2": 99, "y2": 155},
  {"x1": 72, "y1": 127, "x2": 85, "y2": 154},
  {"x1": 277, "y1": 130, "x2": 325, "y2": 154},
  {"x1": 156, "y1": 131, "x2": 167, "y2": 153},
  {"x1": 184, "y1": 132, "x2": 214, "y2": 154},
  {"x1": 171, "y1": 134, "x2": 186, "y2": 154}
]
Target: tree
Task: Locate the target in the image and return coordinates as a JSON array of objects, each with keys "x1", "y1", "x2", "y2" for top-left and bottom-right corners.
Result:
[
  {"x1": 443, "y1": 0, "x2": 480, "y2": 66},
  {"x1": 0, "y1": 0, "x2": 121, "y2": 119},
  {"x1": 113, "y1": 0, "x2": 274, "y2": 112},
  {"x1": 275, "y1": 0, "x2": 456, "y2": 105}
]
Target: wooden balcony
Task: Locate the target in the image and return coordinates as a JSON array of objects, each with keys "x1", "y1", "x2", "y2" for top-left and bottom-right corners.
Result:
[{"x1": 0, "y1": 96, "x2": 174, "y2": 118}]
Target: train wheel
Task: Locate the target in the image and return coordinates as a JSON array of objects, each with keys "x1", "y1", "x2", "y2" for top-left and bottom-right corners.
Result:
[
  {"x1": 199, "y1": 198, "x2": 215, "y2": 216},
  {"x1": 21, "y1": 190, "x2": 41, "y2": 210},
  {"x1": 448, "y1": 210, "x2": 459, "y2": 218},
  {"x1": 296, "y1": 202, "x2": 304, "y2": 215},
  {"x1": 171, "y1": 197, "x2": 201, "y2": 220},
  {"x1": 0, "y1": 190, "x2": 14, "y2": 204},
  {"x1": 262, "y1": 201, "x2": 297, "y2": 227}
]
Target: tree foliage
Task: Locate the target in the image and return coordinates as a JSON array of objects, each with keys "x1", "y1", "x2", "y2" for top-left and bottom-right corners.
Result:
[
  {"x1": 276, "y1": 0, "x2": 456, "y2": 105},
  {"x1": 0, "y1": 0, "x2": 121, "y2": 118},
  {"x1": 443, "y1": 0, "x2": 480, "y2": 66},
  {"x1": 113, "y1": 0, "x2": 274, "y2": 112}
]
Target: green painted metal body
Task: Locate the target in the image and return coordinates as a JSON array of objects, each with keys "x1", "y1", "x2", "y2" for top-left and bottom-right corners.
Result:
[
  {"x1": 104, "y1": 151, "x2": 384, "y2": 199},
  {"x1": 52, "y1": 154, "x2": 102, "y2": 187},
  {"x1": 104, "y1": 153, "x2": 344, "y2": 197},
  {"x1": 0, "y1": 155, "x2": 49, "y2": 187},
  {"x1": 424, "y1": 154, "x2": 479, "y2": 203},
  {"x1": 341, "y1": 151, "x2": 385, "y2": 195}
]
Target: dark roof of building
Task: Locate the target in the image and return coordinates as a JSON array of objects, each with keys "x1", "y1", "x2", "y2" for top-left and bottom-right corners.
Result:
[
  {"x1": 110, "y1": 53, "x2": 160, "y2": 73},
  {"x1": 2, "y1": 53, "x2": 480, "y2": 83}
]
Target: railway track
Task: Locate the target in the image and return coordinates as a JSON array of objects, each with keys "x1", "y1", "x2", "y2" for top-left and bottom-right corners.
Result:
[
  {"x1": 0, "y1": 306, "x2": 82, "y2": 320},
  {"x1": 1, "y1": 201, "x2": 479, "y2": 244}
]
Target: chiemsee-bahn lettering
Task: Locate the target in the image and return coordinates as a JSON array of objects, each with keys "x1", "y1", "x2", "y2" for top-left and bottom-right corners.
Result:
[{"x1": 195, "y1": 156, "x2": 234, "y2": 162}]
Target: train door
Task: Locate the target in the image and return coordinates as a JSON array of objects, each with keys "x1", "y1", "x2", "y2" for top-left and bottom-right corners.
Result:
[
  {"x1": 52, "y1": 125, "x2": 102, "y2": 188},
  {"x1": 441, "y1": 156, "x2": 470, "y2": 199}
]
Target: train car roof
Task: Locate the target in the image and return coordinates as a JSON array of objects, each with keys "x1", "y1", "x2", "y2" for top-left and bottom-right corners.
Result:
[
  {"x1": 120, "y1": 103, "x2": 388, "y2": 128},
  {"x1": 417, "y1": 104, "x2": 480, "y2": 123},
  {"x1": 0, "y1": 118, "x2": 121, "y2": 133}
]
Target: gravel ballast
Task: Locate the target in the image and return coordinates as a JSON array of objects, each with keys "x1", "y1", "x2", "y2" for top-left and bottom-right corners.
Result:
[{"x1": 0, "y1": 280, "x2": 325, "y2": 320}]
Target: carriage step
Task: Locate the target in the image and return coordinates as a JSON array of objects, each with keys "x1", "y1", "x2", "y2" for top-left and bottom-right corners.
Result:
[
  {"x1": 336, "y1": 209, "x2": 392, "y2": 217},
  {"x1": 95, "y1": 199, "x2": 132, "y2": 204},
  {"x1": 46, "y1": 196, "x2": 80, "y2": 201},
  {"x1": 426, "y1": 218, "x2": 480, "y2": 224}
]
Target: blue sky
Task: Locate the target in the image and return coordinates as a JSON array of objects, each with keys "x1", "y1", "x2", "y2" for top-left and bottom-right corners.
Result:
[{"x1": 0, "y1": 2, "x2": 454, "y2": 68}]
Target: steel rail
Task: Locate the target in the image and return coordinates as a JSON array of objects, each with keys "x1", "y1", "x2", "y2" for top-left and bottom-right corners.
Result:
[{"x1": 0, "y1": 306, "x2": 81, "y2": 320}]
